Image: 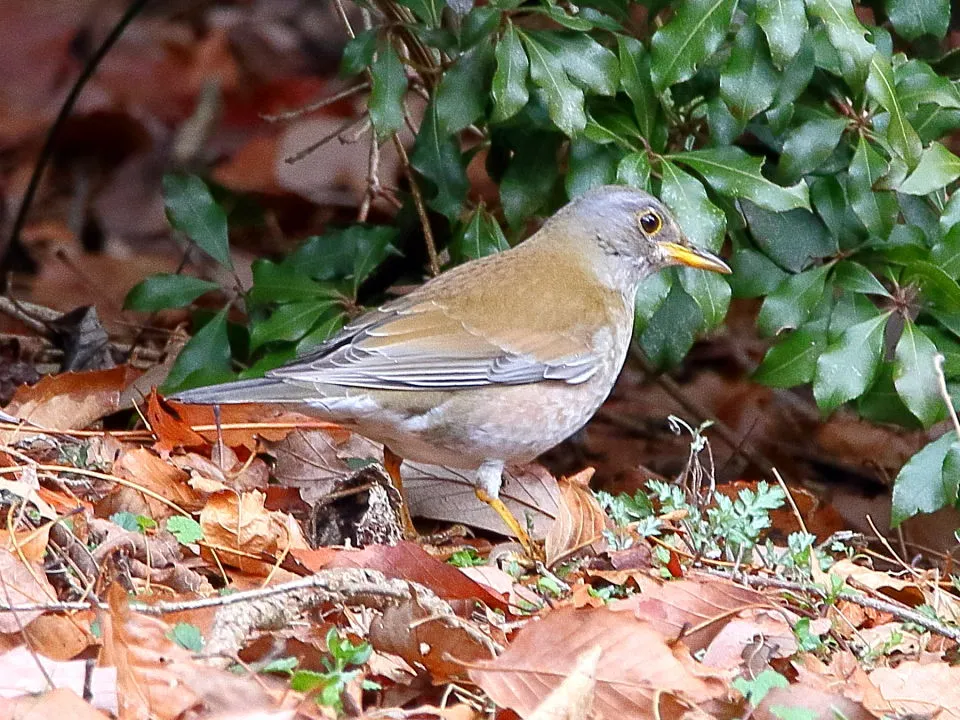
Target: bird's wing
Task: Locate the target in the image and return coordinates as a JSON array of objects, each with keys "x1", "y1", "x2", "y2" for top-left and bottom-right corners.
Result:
[{"x1": 267, "y1": 296, "x2": 602, "y2": 391}]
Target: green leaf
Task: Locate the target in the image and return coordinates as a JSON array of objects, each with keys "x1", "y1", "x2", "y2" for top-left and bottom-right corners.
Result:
[
  {"x1": 340, "y1": 30, "x2": 377, "y2": 76},
  {"x1": 898, "y1": 142, "x2": 960, "y2": 195},
  {"x1": 617, "y1": 36, "x2": 658, "y2": 140},
  {"x1": 927, "y1": 326, "x2": 960, "y2": 377},
  {"x1": 741, "y1": 201, "x2": 836, "y2": 272},
  {"x1": 124, "y1": 274, "x2": 219, "y2": 312},
  {"x1": 668, "y1": 147, "x2": 810, "y2": 212},
  {"x1": 932, "y1": 226, "x2": 960, "y2": 279},
  {"x1": 491, "y1": 25, "x2": 530, "y2": 122},
  {"x1": 679, "y1": 269, "x2": 731, "y2": 329},
  {"x1": 584, "y1": 107, "x2": 646, "y2": 150},
  {"x1": 166, "y1": 516, "x2": 203, "y2": 544},
  {"x1": 288, "y1": 226, "x2": 398, "y2": 293},
  {"x1": 811, "y1": 175, "x2": 868, "y2": 245},
  {"x1": 847, "y1": 137, "x2": 899, "y2": 237},
  {"x1": 450, "y1": 207, "x2": 509, "y2": 263},
  {"x1": 778, "y1": 117, "x2": 849, "y2": 182},
  {"x1": 804, "y1": 0, "x2": 875, "y2": 85},
  {"x1": 813, "y1": 312, "x2": 890, "y2": 413},
  {"x1": 500, "y1": 134, "x2": 561, "y2": 227},
  {"x1": 828, "y1": 290, "x2": 882, "y2": 340},
  {"x1": 461, "y1": 6, "x2": 501, "y2": 48},
  {"x1": 163, "y1": 309, "x2": 233, "y2": 392},
  {"x1": 250, "y1": 299, "x2": 342, "y2": 350},
  {"x1": 659, "y1": 160, "x2": 726, "y2": 251},
  {"x1": 754, "y1": 328, "x2": 826, "y2": 387},
  {"x1": 867, "y1": 55, "x2": 923, "y2": 168},
  {"x1": 832, "y1": 261, "x2": 890, "y2": 296},
  {"x1": 719, "y1": 23, "x2": 780, "y2": 121},
  {"x1": 634, "y1": 271, "x2": 673, "y2": 332},
  {"x1": 886, "y1": 0, "x2": 949, "y2": 41},
  {"x1": 891, "y1": 432, "x2": 960, "y2": 526},
  {"x1": 617, "y1": 152, "x2": 652, "y2": 191},
  {"x1": 649, "y1": 0, "x2": 738, "y2": 92},
  {"x1": 535, "y1": 31, "x2": 620, "y2": 96},
  {"x1": 537, "y1": 4, "x2": 596, "y2": 29},
  {"x1": 518, "y1": 31, "x2": 586, "y2": 136},
  {"x1": 894, "y1": 320, "x2": 946, "y2": 427},
  {"x1": 436, "y1": 45, "x2": 494, "y2": 133},
  {"x1": 369, "y1": 45, "x2": 407, "y2": 141},
  {"x1": 162, "y1": 174, "x2": 232, "y2": 269},
  {"x1": 566, "y1": 138, "x2": 619, "y2": 197},
  {"x1": 857, "y1": 364, "x2": 923, "y2": 427},
  {"x1": 756, "y1": 0, "x2": 807, "y2": 67},
  {"x1": 757, "y1": 264, "x2": 832, "y2": 336},
  {"x1": 297, "y1": 313, "x2": 348, "y2": 353},
  {"x1": 896, "y1": 60, "x2": 960, "y2": 111},
  {"x1": 249, "y1": 260, "x2": 340, "y2": 305},
  {"x1": 396, "y1": 0, "x2": 443, "y2": 27},
  {"x1": 167, "y1": 623, "x2": 204, "y2": 653},
  {"x1": 410, "y1": 99, "x2": 470, "y2": 218},
  {"x1": 639, "y1": 284, "x2": 703, "y2": 368},
  {"x1": 728, "y1": 247, "x2": 789, "y2": 298}
]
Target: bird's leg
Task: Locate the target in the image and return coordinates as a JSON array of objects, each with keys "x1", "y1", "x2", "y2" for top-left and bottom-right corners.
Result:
[
  {"x1": 383, "y1": 445, "x2": 417, "y2": 539},
  {"x1": 474, "y1": 460, "x2": 540, "y2": 558}
]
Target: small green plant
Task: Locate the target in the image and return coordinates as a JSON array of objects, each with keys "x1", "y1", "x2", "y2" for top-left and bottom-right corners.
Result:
[
  {"x1": 288, "y1": 628, "x2": 378, "y2": 713},
  {"x1": 166, "y1": 516, "x2": 203, "y2": 545},
  {"x1": 166, "y1": 622, "x2": 204, "y2": 652},
  {"x1": 447, "y1": 548, "x2": 486, "y2": 567},
  {"x1": 732, "y1": 668, "x2": 789, "y2": 707},
  {"x1": 110, "y1": 511, "x2": 157, "y2": 534}
]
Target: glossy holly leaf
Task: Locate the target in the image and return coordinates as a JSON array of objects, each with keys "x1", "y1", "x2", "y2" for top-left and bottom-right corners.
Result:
[
  {"x1": 898, "y1": 142, "x2": 960, "y2": 195},
  {"x1": 451, "y1": 206, "x2": 509, "y2": 263},
  {"x1": 757, "y1": 264, "x2": 832, "y2": 336},
  {"x1": 124, "y1": 274, "x2": 219, "y2": 312},
  {"x1": 369, "y1": 45, "x2": 407, "y2": 141},
  {"x1": 297, "y1": 312, "x2": 349, "y2": 353},
  {"x1": 813, "y1": 312, "x2": 890, "y2": 413},
  {"x1": 886, "y1": 0, "x2": 949, "y2": 41},
  {"x1": 891, "y1": 432, "x2": 960, "y2": 526},
  {"x1": 650, "y1": 0, "x2": 737, "y2": 91},
  {"x1": 810, "y1": 175, "x2": 868, "y2": 245},
  {"x1": 249, "y1": 260, "x2": 341, "y2": 305},
  {"x1": 847, "y1": 137, "x2": 899, "y2": 238},
  {"x1": 566, "y1": 139, "x2": 619, "y2": 197},
  {"x1": 534, "y1": 31, "x2": 620, "y2": 96},
  {"x1": 162, "y1": 174, "x2": 231, "y2": 269},
  {"x1": 287, "y1": 226, "x2": 399, "y2": 294},
  {"x1": 634, "y1": 271, "x2": 672, "y2": 333},
  {"x1": 679, "y1": 268, "x2": 731, "y2": 330},
  {"x1": 491, "y1": 24, "x2": 529, "y2": 122},
  {"x1": 411, "y1": 99, "x2": 470, "y2": 219},
  {"x1": 436, "y1": 46, "x2": 494, "y2": 133},
  {"x1": 741, "y1": 201, "x2": 836, "y2": 272},
  {"x1": 932, "y1": 226, "x2": 960, "y2": 280},
  {"x1": 728, "y1": 247, "x2": 789, "y2": 298},
  {"x1": 617, "y1": 36, "x2": 658, "y2": 140},
  {"x1": 894, "y1": 320, "x2": 946, "y2": 427},
  {"x1": 832, "y1": 261, "x2": 890, "y2": 296},
  {"x1": 584, "y1": 106, "x2": 647, "y2": 150},
  {"x1": 804, "y1": 0, "x2": 875, "y2": 85},
  {"x1": 667, "y1": 147, "x2": 810, "y2": 212},
  {"x1": 754, "y1": 327, "x2": 826, "y2": 387},
  {"x1": 617, "y1": 152, "x2": 652, "y2": 190},
  {"x1": 162, "y1": 309, "x2": 234, "y2": 392},
  {"x1": 518, "y1": 31, "x2": 586, "y2": 135},
  {"x1": 778, "y1": 117, "x2": 849, "y2": 182},
  {"x1": 896, "y1": 60, "x2": 960, "y2": 111},
  {"x1": 757, "y1": 0, "x2": 807, "y2": 67},
  {"x1": 461, "y1": 6, "x2": 501, "y2": 47},
  {"x1": 867, "y1": 56, "x2": 923, "y2": 168},
  {"x1": 250, "y1": 299, "x2": 343, "y2": 350},
  {"x1": 659, "y1": 160, "x2": 726, "y2": 251},
  {"x1": 927, "y1": 326, "x2": 960, "y2": 377},
  {"x1": 500, "y1": 134, "x2": 561, "y2": 227},
  {"x1": 639, "y1": 284, "x2": 703, "y2": 368},
  {"x1": 341, "y1": 30, "x2": 378, "y2": 76},
  {"x1": 720, "y1": 24, "x2": 780, "y2": 121}
]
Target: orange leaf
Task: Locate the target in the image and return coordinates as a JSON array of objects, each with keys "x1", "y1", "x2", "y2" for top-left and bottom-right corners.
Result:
[{"x1": 544, "y1": 468, "x2": 607, "y2": 567}]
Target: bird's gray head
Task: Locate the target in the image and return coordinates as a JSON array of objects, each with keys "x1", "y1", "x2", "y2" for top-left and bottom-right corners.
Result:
[{"x1": 546, "y1": 185, "x2": 731, "y2": 286}]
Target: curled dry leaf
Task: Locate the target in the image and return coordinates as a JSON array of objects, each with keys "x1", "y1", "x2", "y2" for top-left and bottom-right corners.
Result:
[
  {"x1": 112, "y1": 446, "x2": 203, "y2": 517},
  {"x1": 469, "y1": 606, "x2": 734, "y2": 720},
  {"x1": 544, "y1": 468, "x2": 607, "y2": 567},
  {"x1": 828, "y1": 558, "x2": 925, "y2": 606},
  {"x1": 200, "y1": 489, "x2": 309, "y2": 574},
  {"x1": 2, "y1": 366, "x2": 140, "y2": 437},
  {"x1": 0, "y1": 547, "x2": 57, "y2": 633}
]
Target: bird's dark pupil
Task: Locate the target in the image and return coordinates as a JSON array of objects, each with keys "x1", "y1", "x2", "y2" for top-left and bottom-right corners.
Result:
[{"x1": 641, "y1": 213, "x2": 660, "y2": 233}]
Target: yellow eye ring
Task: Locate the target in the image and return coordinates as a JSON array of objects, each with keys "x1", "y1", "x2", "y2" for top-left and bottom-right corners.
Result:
[{"x1": 638, "y1": 211, "x2": 662, "y2": 235}]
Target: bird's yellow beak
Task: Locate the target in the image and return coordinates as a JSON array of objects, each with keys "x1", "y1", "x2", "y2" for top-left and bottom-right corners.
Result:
[{"x1": 659, "y1": 242, "x2": 732, "y2": 274}]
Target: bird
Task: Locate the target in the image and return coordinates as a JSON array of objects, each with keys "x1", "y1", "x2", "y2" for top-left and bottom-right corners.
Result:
[{"x1": 170, "y1": 185, "x2": 731, "y2": 555}]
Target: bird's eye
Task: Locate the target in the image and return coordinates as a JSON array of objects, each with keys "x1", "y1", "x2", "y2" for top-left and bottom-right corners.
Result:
[{"x1": 638, "y1": 211, "x2": 662, "y2": 235}]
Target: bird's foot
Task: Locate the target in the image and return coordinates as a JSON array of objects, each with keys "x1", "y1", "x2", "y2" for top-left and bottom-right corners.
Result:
[{"x1": 475, "y1": 489, "x2": 543, "y2": 560}]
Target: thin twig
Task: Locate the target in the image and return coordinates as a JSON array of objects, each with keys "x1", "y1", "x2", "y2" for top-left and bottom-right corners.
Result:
[
  {"x1": 261, "y1": 82, "x2": 371, "y2": 123},
  {"x1": 5, "y1": 0, "x2": 151, "y2": 273},
  {"x1": 283, "y1": 115, "x2": 368, "y2": 165},
  {"x1": 702, "y1": 567, "x2": 960, "y2": 642},
  {"x1": 394, "y1": 134, "x2": 440, "y2": 276}
]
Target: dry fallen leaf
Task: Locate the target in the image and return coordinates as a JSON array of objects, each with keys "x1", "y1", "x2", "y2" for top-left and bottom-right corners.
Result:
[
  {"x1": 528, "y1": 645, "x2": 601, "y2": 720},
  {"x1": 0, "y1": 548, "x2": 57, "y2": 633},
  {"x1": 544, "y1": 468, "x2": 607, "y2": 567},
  {"x1": 866, "y1": 661, "x2": 960, "y2": 720},
  {"x1": 469, "y1": 606, "x2": 733, "y2": 720}
]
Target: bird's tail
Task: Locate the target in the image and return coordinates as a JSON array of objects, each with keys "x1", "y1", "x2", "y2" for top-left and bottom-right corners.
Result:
[{"x1": 169, "y1": 377, "x2": 310, "y2": 405}]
